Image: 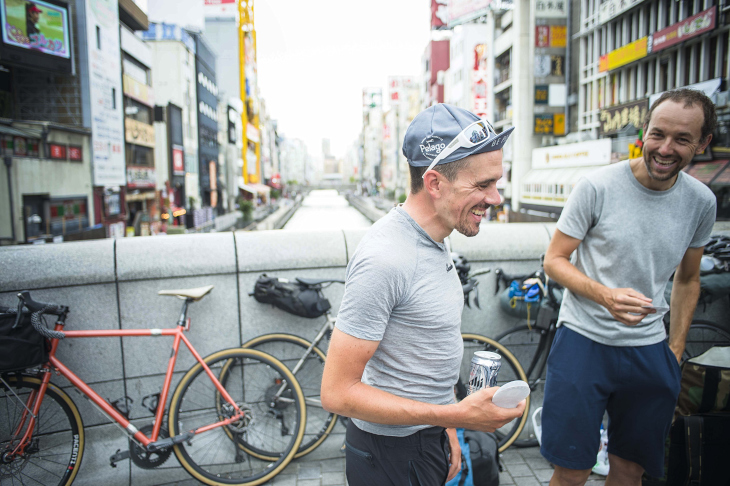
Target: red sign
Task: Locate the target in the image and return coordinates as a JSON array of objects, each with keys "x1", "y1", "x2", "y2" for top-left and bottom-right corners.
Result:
[
  {"x1": 172, "y1": 146, "x2": 184, "y2": 175},
  {"x1": 49, "y1": 144, "x2": 66, "y2": 160},
  {"x1": 536, "y1": 26, "x2": 550, "y2": 47},
  {"x1": 431, "y1": 0, "x2": 447, "y2": 29},
  {"x1": 68, "y1": 146, "x2": 82, "y2": 161},
  {"x1": 649, "y1": 6, "x2": 716, "y2": 53}
]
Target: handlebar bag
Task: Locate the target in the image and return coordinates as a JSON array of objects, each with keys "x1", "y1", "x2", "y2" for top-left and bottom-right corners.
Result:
[
  {"x1": 252, "y1": 274, "x2": 331, "y2": 319},
  {"x1": 0, "y1": 306, "x2": 48, "y2": 372}
]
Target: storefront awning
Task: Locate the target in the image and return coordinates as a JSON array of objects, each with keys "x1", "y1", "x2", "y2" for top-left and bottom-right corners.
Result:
[
  {"x1": 240, "y1": 183, "x2": 271, "y2": 195},
  {"x1": 0, "y1": 124, "x2": 43, "y2": 139}
]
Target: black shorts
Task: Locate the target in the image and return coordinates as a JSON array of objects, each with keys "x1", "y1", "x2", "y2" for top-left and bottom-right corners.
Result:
[{"x1": 345, "y1": 420, "x2": 450, "y2": 486}]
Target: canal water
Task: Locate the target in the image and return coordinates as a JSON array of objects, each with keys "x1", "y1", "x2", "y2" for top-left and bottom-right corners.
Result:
[{"x1": 283, "y1": 190, "x2": 373, "y2": 230}]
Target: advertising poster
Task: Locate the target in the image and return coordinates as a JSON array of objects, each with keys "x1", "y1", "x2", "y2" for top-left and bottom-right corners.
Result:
[
  {"x1": 1, "y1": 0, "x2": 70, "y2": 58},
  {"x1": 86, "y1": 0, "x2": 125, "y2": 186},
  {"x1": 648, "y1": 6, "x2": 716, "y2": 53}
]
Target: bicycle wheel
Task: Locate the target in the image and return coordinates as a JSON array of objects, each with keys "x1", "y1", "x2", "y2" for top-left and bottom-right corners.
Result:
[
  {"x1": 496, "y1": 325, "x2": 552, "y2": 447},
  {"x1": 1, "y1": 375, "x2": 84, "y2": 486},
  {"x1": 169, "y1": 348, "x2": 305, "y2": 486},
  {"x1": 460, "y1": 333, "x2": 530, "y2": 452},
  {"x1": 683, "y1": 320, "x2": 730, "y2": 360},
  {"x1": 242, "y1": 333, "x2": 337, "y2": 458}
]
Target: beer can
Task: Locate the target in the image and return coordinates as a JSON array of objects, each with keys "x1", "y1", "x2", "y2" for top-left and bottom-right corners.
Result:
[{"x1": 468, "y1": 351, "x2": 501, "y2": 395}]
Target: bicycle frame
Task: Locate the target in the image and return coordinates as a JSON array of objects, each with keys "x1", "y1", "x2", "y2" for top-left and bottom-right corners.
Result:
[
  {"x1": 9, "y1": 316, "x2": 245, "y2": 458},
  {"x1": 270, "y1": 313, "x2": 337, "y2": 407}
]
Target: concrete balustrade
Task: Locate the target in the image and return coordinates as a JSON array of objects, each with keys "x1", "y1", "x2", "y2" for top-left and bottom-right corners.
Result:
[{"x1": 1, "y1": 222, "x2": 728, "y2": 485}]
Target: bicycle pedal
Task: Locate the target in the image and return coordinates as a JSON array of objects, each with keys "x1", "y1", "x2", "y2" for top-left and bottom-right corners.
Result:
[
  {"x1": 109, "y1": 449, "x2": 130, "y2": 467},
  {"x1": 109, "y1": 396, "x2": 133, "y2": 419},
  {"x1": 142, "y1": 393, "x2": 161, "y2": 414}
]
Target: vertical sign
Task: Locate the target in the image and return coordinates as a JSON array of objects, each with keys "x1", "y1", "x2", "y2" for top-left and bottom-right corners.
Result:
[{"x1": 86, "y1": 0, "x2": 124, "y2": 186}]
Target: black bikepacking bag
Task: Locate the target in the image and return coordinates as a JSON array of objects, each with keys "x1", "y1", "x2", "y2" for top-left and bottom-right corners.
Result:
[
  {"x1": 464, "y1": 430, "x2": 500, "y2": 486},
  {"x1": 252, "y1": 274, "x2": 331, "y2": 319},
  {"x1": 0, "y1": 305, "x2": 48, "y2": 372}
]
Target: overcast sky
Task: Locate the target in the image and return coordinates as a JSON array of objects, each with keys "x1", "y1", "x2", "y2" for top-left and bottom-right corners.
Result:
[{"x1": 256, "y1": 0, "x2": 431, "y2": 159}]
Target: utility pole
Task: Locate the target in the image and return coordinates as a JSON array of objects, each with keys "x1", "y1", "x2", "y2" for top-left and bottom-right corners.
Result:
[{"x1": 4, "y1": 156, "x2": 15, "y2": 243}]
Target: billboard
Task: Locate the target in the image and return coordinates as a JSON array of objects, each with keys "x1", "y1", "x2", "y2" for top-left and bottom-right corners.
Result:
[
  {"x1": 532, "y1": 139, "x2": 612, "y2": 169},
  {"x1": 598, "y1": 37, "x2": 647, "y2": 72},
  {"x1": 431, "y1": 0, "x2": 448, "y2": 29},
  {"x1": 448, "y1": 0, "x2": 493, "y2": 26},
  {"x1": 598, "y1": 98, "x2": 648, "y2": 137},
  {"x1": 648, "y1": 6, "x2": 716, "y2": 54},
  {"x1": 0, "y1": 0, "x2": 71, "y2": 72},
  {"x1": 86, "y1": 0, "x2": 125, "y2": 186},
  {"x1": 1, "y1": 0, "x2": 69, "y2": 57}
]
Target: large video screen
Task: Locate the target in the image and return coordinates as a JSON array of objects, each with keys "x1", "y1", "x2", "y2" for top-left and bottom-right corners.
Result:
[{"x1": 1, "y1": 0, "x2": 70, "y2": 58}]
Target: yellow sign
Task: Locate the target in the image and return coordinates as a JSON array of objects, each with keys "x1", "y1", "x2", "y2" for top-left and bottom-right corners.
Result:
[
  {"x1": 550, "y1": 26, "x2": 567, "y2": 48},
  {"x1": 125, "y1": 118, "x2": 156, "y2": 148},
  {"x1": 123, "y1": 74, "x2": 154, "y2": 106},
  {"x1": 553, "y1": 113, "x2": 565, "y2": 135},
  {"x1": 600, "y1": 37, "x2": 648, "y2": 72}
]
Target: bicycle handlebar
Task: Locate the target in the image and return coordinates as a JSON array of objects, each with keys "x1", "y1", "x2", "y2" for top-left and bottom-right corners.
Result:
[{"x1": 17, "y1": 291, "x2": 67, "y2": 340}]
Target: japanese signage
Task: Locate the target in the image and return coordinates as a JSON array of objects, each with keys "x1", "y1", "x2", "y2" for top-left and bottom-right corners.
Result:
[
  {"x1": 172, "y1": 145, "x2": 184, "y2": 175},
  {"x1": 648, "y1": 6, "x2": 716, "y2": 54},
  {"x1": 86, "y1": 0, "x2": 125, "y2": 186},
  {"x1": 473, "y1": 45, "x2": 488, "y2": 118},
  {"x1": 1, "y1": 135, "x2": 40, "y2": 157},
  {"x1": 431, "y1": 0, "x2": 447, "y2": 29},
  {"x1": 598, "y1": 0, "x2": 646, "y2": 24},
  {"x1": 203, "y1": 0, "x2": 236, "y2": 19},
  {"x1": 535, "y1": 85, "x2": 549, "y2": 105},
  {"x1": 532, "y1": 139, "x2": 612, "y2": 169},
  {"x1": 448, "y1": 0, "x2": 493, "y2": 26},
  {"x1": 49, "y1": 143, "x2": 66, "y2": 160},
  {"x1": 534, "y1": 113, "x2": 565, "y2": 135},
  {"x1": 535, "y1": 55, "x2": 564, "y2": 77},
  {"x1": 535, "y1": 25, "x2": 566, "y2": 48},
  {"x1": 533, "y1": 0, "x2": 566, "y2": 18},
  {"x1": 598, "y1": 98, "x2": 648, "y2": 137},
  {"x1": 69, "y1": 145, "x2": 82, "y2": 160},
  {"x1": 125, "y1": 118, "x2": 155, "y2": 148},
  {"x1": 126, "y1": 166, "x2": 156, "y2": 188},
  {"x1": 227, "y1": 106, "x2": 237, "y2": 144},
  {"x1": 598, "y1": 37, "x2": 647, "y2": 72},
  {"x1": 388, "y1": 76, "x2": 417, "y2": 107},
  {"x1": 123, "y1": 74, "x2": 154, "y2": 107},
  {"x1": 0, "y1": 0, "x2": 71, "y2": 58}
]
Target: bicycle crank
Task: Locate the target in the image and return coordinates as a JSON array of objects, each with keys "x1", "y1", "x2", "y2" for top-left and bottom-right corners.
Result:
[{"x1": 129, "y1": 424, "x2": 172, "y2": 469}]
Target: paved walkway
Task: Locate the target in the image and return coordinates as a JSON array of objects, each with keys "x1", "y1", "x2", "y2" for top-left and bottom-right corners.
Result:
[{"x1": 264, "y1": 420, "x2": 608, "y2": 486}]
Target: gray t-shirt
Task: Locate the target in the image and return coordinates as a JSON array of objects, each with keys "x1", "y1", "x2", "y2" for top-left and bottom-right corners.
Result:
[
  {"x1": 336, "y1": 206, "x2": 464, "y2": 436},
  {"x1": 556, "y1": 160, "x2": 716, "y2": 346}
]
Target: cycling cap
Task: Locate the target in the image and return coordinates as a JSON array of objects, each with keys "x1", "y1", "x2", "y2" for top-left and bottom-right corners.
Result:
[{"x1": 402, "y1": 104, "x2": 515, "y2": 167}]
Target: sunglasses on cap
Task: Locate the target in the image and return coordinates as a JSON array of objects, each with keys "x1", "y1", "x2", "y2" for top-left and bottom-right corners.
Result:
[{"x1": 422, "y1": 119, "x2": 498, "y2": 178}]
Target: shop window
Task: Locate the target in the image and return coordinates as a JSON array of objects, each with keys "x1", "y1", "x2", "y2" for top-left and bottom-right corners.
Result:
[
  {"x1": 124, "y1": 98, "x2": 152, "y2": 124},
  {"x1": 125, "y1": 144, "x2": 153, "y2": 167}
]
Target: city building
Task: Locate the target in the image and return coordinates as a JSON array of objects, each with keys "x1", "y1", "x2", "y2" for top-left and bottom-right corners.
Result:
[
  {"x1": 383, "y1": 76, "x2": 421, "y2": 198},
  {"x1": 361, "y1": 88, "x2": 383, "y2": 192},
  {"x1": 443, "y1": 22, "x2": 490, "y2": 115},
  {"x1": 143, "y1": 23, "x2": 199, "y2": 226},
  {"x1": 575, "y1": 0, "x2": 730, "y2": 219},
  {"x1": 421, "y1": 37, "x2": 451, "y2": 109},
  {"x1": 121, "y1": 10, "x2": 158, "y2": 237},
  {"x1": 0, "y1": 0, "x2": 148, "y2": 244},
  {"x1": 193, "y1": 33, "x2": 220, "y2": 215}
]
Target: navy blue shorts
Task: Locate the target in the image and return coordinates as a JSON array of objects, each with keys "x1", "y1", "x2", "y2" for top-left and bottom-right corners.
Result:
[
  {"x1": 540, "y1": 326, "x2": 682, "y2": 477},
  {"x1": 345, "y1": 420, "x2": 450, "y2": 486}
]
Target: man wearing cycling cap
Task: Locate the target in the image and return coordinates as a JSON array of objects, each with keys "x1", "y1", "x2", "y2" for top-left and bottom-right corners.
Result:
[
  {"x1": 322, "y1": 104, "x2": 524, "y2": 485},
  {"x1": 541, "y1": 88, "x2": 717, "y2": 485}
]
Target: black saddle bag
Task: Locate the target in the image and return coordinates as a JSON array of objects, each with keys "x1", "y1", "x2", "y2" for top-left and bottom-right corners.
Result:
[{"x1": 252, "y1": 274, "x2": 331, "y2": 319}]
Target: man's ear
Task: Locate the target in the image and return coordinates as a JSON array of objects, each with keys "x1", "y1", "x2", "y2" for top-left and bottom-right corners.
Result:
[
  {"x1": 423, "y1": 171, "x2": 443, "y2": 199},
  {"x1": 696, "y1": 134, "x2": 712, "y2": 154}
]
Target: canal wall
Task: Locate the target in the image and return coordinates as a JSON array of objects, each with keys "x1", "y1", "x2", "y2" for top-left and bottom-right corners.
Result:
[{"x1": 1, "y1": 223, "x2": 729, "y2": 485}]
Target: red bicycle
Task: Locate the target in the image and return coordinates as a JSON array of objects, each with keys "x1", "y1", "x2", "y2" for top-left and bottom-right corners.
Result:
[{"x1": 0, "y1": 287, "x2": 306, "y2": 486}]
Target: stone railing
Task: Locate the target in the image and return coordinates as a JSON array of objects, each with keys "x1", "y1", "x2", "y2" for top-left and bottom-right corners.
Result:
[{"x1": 1, "y1": 222, "x2": 728, "y2": 485}]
